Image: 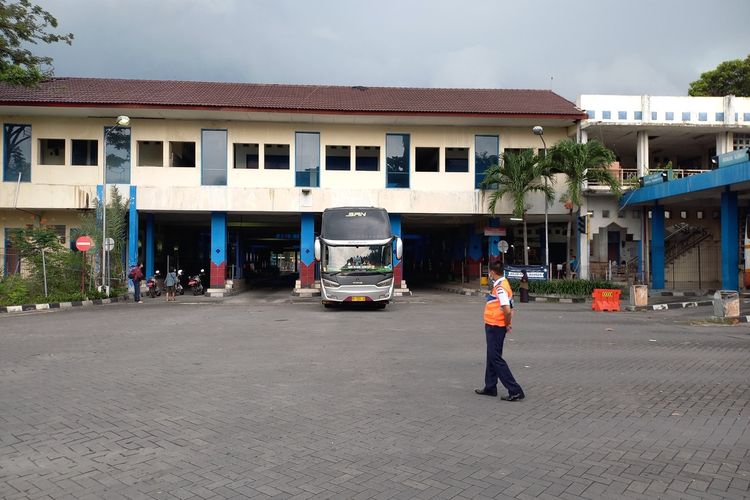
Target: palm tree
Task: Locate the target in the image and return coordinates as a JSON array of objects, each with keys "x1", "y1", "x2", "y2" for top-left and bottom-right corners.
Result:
[
  {"x1": 481, "y1": 150, "x2": 554, "y2": 265},
  {"x1": 545, "y1": 139, "x2": 621, "y2": 271}
]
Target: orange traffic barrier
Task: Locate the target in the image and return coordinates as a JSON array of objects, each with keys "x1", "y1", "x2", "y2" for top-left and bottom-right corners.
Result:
[{"x1": 592, "y1": 288, "x2": 621, "y2": 312}]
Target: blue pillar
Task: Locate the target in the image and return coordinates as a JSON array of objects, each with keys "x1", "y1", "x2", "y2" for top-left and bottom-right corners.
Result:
[
  {"x1": 390, "y1": 214, "x2": 402, "y2": 284},
  {"x1": 146, "y1": 214, "x2": 155, "y2": 279},
  {"x1": 210, "y1": 212, "x2": 227, "y2": 288},
  {"x1": 651, "y1": 204, "x2": 665, "y2": 289},
  {"x1": 299, "y1": 213, "x2": 315, "y2": 287},
  {"x1": 488, "y1": 217, "x2": 501, "y2": 263},
  {"x1": 128, "y1": 186, "x2": 138, "y2": 268},
  {"x1": 721, "y1": 190, "x2": 739, "y2": 290}
]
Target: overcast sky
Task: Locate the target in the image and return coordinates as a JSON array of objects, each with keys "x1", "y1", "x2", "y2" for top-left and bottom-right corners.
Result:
[{"x1": 35, "y1": 0, "x2": 750, "y2": 101}]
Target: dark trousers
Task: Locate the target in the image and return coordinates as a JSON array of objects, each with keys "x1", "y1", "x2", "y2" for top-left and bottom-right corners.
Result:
[
  {"x1": 133, "y1": 280, "x2": 141, "y2": 301},
  {"x1": 484, "y1": 324, "x2": 523, "y2": 396}
]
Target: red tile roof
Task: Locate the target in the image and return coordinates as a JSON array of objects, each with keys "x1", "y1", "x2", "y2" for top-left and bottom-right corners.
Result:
[{"x1": 0, "y1": 77, "x2": 585, "y2": 119}]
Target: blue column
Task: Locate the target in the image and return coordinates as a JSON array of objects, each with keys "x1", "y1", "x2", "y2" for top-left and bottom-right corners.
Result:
[
  {"x1": 128, "y1": 186, "x2": 138, "y2": 268},
  {"x1": 390, "y1": 214, "x2": 402, "y2": 284},
  {"x1": 651, "y1": 204, "x2": 665, "y2": 289},
  {"x1": 146, "y1": 214, "x2": 155, "y2": 278},
  {"x1": 299, "y1": 213, "x2": 315, "y2": 287},
  {"x1": 488, "y1": 217, "x2": 500, "y2": 263},
  {"x1": 210, "y1": 212, "x2": 227, "y2": 288},
  {"x1": 721, "y1": 190, "x2": 739, "y2": 290}
]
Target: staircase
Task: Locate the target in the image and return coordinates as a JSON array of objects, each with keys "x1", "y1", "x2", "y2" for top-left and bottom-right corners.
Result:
[{"x1": 664, "y1": 223, "x2": 711, "y2": 265}]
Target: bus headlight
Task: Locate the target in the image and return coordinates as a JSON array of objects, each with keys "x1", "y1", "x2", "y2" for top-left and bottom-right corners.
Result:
[
  {"x1": 322, "y1": 278, "x2": 340, "y2": 288},
  {"x1": 376, "y1": 278, "x2": 393, "y2": 287}
]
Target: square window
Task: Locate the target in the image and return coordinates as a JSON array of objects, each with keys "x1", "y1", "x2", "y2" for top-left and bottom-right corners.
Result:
[
  {"x1": 169, "y1": 141, "x2": 195, "y2": 167},
  {"x1": 265, "y1": 144, "x2": 290, "y2": 169},
  {"x1": 680, "y1": 211, "x2": 688, "y2": 219},
  {"x1": 325, "y1": 145, "x2": 351, "y2": 171},
  {"x1": 651, "y1": 111, "x2": 657, "y2": 120},
  {"x1": 445, "y1": 147, "x2": 469, "y2": 172},
  {"x1": 634, "y1": 111, "x2": 642, "y2": 120},
  {"x1": 602, "y1": 210, "x2": 610, "y2": 218},
  {"x1": 698, "y1": 112, "x2": 707, "y2": 121},
  {"x1": 71, "y1": 139, "x2": 97, "y2": 166},
  {"x1": 49, "y1": 224, "x2": 66, "y2": 244},
  {"x1": 696, "y1": 211, "x2": 704, "y2": 219},
  {"x1": 716, "y1": 112, "x2": 725, "y2": 121},
  {"x1": 744, "y1": 113, "x2": 750, "y2": 122},
  {"x1": 137, "y1": 140, "x2": 163, "y2": 167},
  {"x1": 355, "y1": 146, "x2": 379, "y2": 171},
  {"x1": 587, "y1": 110, "x2": 595, "y2": 119},
  {"x1": 618, "y1": 111, "x2": 627, "y2": 120},
  {"x1": 617, "y1": 210, "x2": 625, "y2": 218},
  {"x1": 602, "y1": 111, "x2": 611, "y2": 119},
  {"x1": 682, "y1": 111, "x2": 691, "y2": 121},
  {"x1": 234, "y1": 143, "x2": 259, "y2": 169},
  {"x1": 38, "y1": 139, "x2": 65, "y2": 165},
  {"x1": 415, "y1": 147, "x2": 439, "y2": 172},
  {"x1": 665, "y1": 112, "x2": 674, "y2": 121}
]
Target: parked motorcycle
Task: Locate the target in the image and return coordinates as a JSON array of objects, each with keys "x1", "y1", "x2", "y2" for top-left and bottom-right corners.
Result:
[
  {"x1": 188, "y1": 269, "x2": 205, "y2": 295},
  {"x1": 147, "y1": 271, "x2": 162, "y2": 298},
  {"x1": 176, "y1": 269, "x2": 185, "y2": 295}
]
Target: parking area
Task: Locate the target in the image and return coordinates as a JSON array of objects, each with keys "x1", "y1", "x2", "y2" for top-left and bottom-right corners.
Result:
[{"x1": 1, "y1": 289, "x2": 749, "y2": 499}]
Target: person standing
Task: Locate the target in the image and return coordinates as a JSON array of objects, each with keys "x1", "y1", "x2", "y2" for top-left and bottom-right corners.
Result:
[
  {"x1": 519, "y1": 269, "x2": 530, "y2": 303},
  {"x1": 129, "y1": 263, "x2": 145, "y2": 303},
  {"x1": 474, "y1": 261, "x2": 525, "y2": 401},
  {"x1": 165, "y1": 267, "x2": 178, "y2": 302}
]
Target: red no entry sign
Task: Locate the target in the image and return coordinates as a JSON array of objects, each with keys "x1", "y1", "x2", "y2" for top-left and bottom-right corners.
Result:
[{"x1": 75, "y1": 235, "x2": 94, "y2": 252}]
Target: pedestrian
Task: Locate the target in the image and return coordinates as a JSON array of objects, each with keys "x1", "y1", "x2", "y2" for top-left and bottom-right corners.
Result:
[
  {"x1": 568, "y1": 254, "x2": 578, "y2": 279},
  {"x1": 128, "y1": 262, "x2": 145, "y2": 303},
  {"x1": 165, "y1": 267, "x2": 178, "y2": 302},
  {"x1": 519, "y1": 269, "x2": 530, "y2": 303},
  {"x1": 474, "y1": 260, "x2": 525, "y2": 401}
]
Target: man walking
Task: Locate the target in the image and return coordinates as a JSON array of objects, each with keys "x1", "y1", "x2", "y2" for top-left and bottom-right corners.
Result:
[{"x1": 474, "y1": 261, "x2": 525, "y2": 401}]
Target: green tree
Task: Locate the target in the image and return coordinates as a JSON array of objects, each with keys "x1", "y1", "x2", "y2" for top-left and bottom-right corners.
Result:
[
  {"x1": 78, "y1": 186, "x2": 129, "y2": 290},
  {"x1": 546, "y1": 139, "x2": 621, "y2": 268},
  {"x1": 0, "y1": 0, "x2": 73, "y2": 87},
  {"x1": 481, "y1": 150, "x2": 554, "y2": 265},
  {"x1": 688, "y1": 55, "x2": 750, "y2": 97}
]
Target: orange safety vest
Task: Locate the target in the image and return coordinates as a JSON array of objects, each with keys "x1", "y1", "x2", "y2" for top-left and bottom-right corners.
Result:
[{"x1": 483, "y1": 277, "x2": 513, "y2": 327}]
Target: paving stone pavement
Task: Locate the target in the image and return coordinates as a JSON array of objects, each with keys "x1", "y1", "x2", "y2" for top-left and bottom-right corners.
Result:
[{"x1": 1, "y1": 289, "x2": 749, "y2": 499}]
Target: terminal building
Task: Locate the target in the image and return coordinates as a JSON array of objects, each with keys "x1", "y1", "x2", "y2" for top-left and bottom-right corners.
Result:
[
  {"x1": 577, "y1": 94, "x2": 750, "y2": 290},
  {"x1": 0, "y1": 78, "x2": 586, "y2": 292}
]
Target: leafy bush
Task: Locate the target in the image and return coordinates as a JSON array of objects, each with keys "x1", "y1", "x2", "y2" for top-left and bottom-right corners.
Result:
[
  {"x1": 507, "y1": 278, "x2": 623, "y2": 297},
  {"x1": 0, "y1": 275, "x2": 30, "y2": 305}
]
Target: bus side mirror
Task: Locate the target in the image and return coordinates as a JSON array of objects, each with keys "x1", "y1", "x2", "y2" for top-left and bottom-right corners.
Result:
[
  {"x1": 314, "y1": 238, "x2": 321, "y2": 261},
  {"x1": 395, "y1": 237, "x2": 403, "y2": 260}
]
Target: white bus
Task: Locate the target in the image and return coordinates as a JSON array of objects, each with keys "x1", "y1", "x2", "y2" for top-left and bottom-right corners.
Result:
[{"x1": 314, "y1": 207, "x2": 402, "y2": 308}]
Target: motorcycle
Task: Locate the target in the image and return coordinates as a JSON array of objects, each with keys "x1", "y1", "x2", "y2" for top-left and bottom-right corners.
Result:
[
  {"x1": 176, "y1": 269, "x2": 185, "y2": 295},
  {"x1": 147, "y1": 271, "x2": 162, "y2": 298},
  {"x1": 188, "y1": 269, "x2": 205, "y2": 295}
]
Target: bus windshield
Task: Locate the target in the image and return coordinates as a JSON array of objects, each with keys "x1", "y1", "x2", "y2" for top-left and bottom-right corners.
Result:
[{"x1": 323, "y1": 244, "x2": 392, "y2": 274}]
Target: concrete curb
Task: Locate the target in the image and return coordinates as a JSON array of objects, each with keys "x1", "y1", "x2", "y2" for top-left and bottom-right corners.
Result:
[
  {"x1": 430, "y1": 284, "x2": 587, "y2": 303},
  {"x1": 625, "y1": 299, "x2": 714, "y2": 312},
  {"x1": 0, "y1": 295, "x2": 129, "y2": 314}
]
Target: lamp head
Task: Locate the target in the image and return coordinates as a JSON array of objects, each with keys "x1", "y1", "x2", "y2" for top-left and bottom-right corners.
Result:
[
  {"x1": 532, "y1": 125, "x2": 544, "y2": 136},
  {"x1": 115, "y1": 115, "x2": 130, "y2": 126}
]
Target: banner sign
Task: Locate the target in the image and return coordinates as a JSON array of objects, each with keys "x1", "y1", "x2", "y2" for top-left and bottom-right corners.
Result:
[
  {"x1": 504, "y1": 264, "x2": 547, "y2": 281},
  {"x1": 715, "y1": 148, "x2": 749, "y2": 168},
  {"x1": 484, "y1": 227, "x2": 506, "y2": 236}
]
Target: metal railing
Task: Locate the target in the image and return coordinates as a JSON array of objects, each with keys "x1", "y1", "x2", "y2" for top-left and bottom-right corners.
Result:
[{"x1": 588, "y1": 167, "x2": 710, "y2": 189}]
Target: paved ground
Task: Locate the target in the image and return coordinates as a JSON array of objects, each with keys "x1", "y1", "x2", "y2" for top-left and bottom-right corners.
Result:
[{"x1": 1, "y1": 288, "x2": 749, "y2": 499}]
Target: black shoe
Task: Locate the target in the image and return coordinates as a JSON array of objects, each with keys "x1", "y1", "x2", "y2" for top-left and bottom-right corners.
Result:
[
  {"x1": 500, "y1": 393, "x2": 525, "y2": 401},
  {"x1": 474, "y1": 388, "x2": 497, "y2": 397}
]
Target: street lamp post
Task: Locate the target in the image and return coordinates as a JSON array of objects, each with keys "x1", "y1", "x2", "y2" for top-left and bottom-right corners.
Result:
[
  {"x1": 101, "y1": 115, "x2": 130, "y2": 295},
  {"x1": 532, "y1": 126, "x2": 549, "y2": 276}
]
